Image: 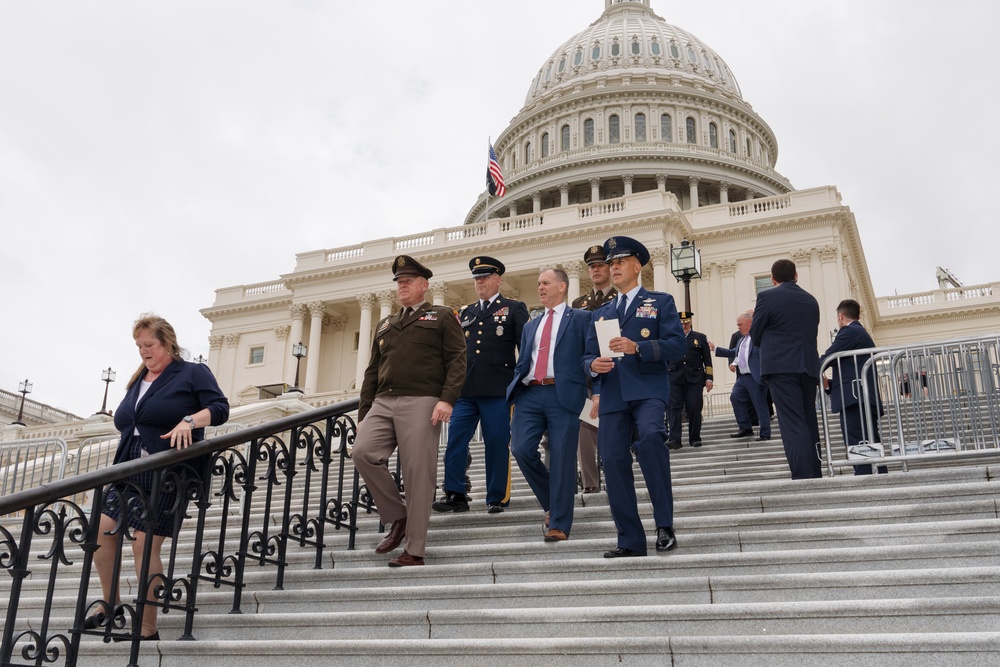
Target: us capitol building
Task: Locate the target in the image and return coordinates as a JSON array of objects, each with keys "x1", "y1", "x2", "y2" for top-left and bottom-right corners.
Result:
[{"x1": 200, "y1": 0, "x2": 999, "y2": 407}]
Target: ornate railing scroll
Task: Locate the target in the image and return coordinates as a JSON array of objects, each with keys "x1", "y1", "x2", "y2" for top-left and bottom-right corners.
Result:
[{"x1": 0, "y1": 397, "x2": 360, "y2": 667}]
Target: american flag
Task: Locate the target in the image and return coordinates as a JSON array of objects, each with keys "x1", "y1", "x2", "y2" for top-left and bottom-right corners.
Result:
[{"x1": 487, "y1": 143, "x2": 506, "y2": 198}]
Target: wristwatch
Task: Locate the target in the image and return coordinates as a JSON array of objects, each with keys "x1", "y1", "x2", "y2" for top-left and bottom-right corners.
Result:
[{"x1": 182, "y1": 415, "x2": 195, "y2": 427}]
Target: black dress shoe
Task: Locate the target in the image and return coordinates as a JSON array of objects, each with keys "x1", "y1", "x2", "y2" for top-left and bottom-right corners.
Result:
[
  {"x1": 431, "y1": 492, "x2": 469, "y2": 513},
  {"x1": 603, "y1": 547, "x2": 645, "y2": 558},
  {"x1": 487, "y1": 503, "x2": 504, "y2": 514},
  {"x1": 756, "y1": 436, "x2": 770, "y2": 441},
  {"x1": 656, "y1": 526, "x2": 677, "y2": 552},
  {"x1": 83, "y1": 606, "x2": 124, "y2": 630},
  {"x1": 666, "y1": 440, "x2": 682, "y2": 450},
  {"x1": 690, "y1": 441, "x2": 702, "y2": 448},
  {"x1": 729, "y1": 429, "x2": 753, "y2": 438},
  {"x1": 112, "y1": 631, "x2": 159, "y2": 643}
]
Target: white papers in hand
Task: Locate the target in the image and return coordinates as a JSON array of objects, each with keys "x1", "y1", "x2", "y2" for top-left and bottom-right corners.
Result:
[{"x1": 595, "y1": 319, "x2": 624, "y2": 358}]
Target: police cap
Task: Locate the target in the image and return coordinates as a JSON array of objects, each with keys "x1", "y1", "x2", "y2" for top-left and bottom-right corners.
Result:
[
  {"x1": 469, "y1": 256, "x2": 505, "y2": 277},
  {"x1": 392, "y1": 255, "x2": 433, "y2": 281}
]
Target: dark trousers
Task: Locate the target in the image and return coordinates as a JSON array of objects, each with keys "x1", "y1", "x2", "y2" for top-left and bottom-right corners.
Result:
[
  {"x1": 600, "y1": 398, "x2": 674, "y2": 554},
  {"x1": 731, "y1": 374, "x2": 771, "y2": 438},
  {"x1": 510, "y1": 385, "x2": 580, "y2": 535},
  {"x1": 765, "y1": 373, "x2": 822, "y2": 479},
  {"x1": 443, "y1": 396, "x2": 512, "y2": 505},
  {"x1": 666, "y1": 381, "x2": 704, "y2": 444}
]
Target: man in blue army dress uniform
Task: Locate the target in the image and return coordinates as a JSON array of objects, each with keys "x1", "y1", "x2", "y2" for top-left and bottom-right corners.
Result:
[
  {"x1": 583, "y1": 236, "x2": 687, "y2": 558},
  {"x1": 434, "y1": 256, "x2": 530, "y2": 514},
  {"x1": 666, "y1": 312, "x2": 714, "y2": 449}
]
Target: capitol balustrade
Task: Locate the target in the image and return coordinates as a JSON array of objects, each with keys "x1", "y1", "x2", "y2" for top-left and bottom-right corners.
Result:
[
  {"x1": 878, "y1": 283, "x2": 998, "y2": 312},
  {"x1": 686, "y1": 186, "x2": 844, "y2": 229}
]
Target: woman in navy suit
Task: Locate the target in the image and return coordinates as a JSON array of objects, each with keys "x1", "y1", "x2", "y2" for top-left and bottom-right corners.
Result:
[{"x1": 89, "y1": 314, "x2": 229, "y2": 640}]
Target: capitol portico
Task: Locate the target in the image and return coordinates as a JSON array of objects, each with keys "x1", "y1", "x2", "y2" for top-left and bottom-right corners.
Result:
[{"x1": 199, "y1": 0, "x2": 1000, "y2": 406}]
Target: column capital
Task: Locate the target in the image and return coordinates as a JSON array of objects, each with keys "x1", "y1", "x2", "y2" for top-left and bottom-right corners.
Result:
[
  {"x1": 589, "y1": 176, "x2": 602, "y2": 187},
  {"x1": 792, "y1": 248, "x2": 813, "y2": 264},
  {"x1": 429, "y1": 281, "x2": 450, "y2": 300},
  {"x1": 718, "y1": 180, "x2": 730, "y2": 191},
  {"x1": 376, "y1": 289, "x2": 396, "y2": 309},
  {"x1": 563, "y1": 261, "x2": 586, "y2": 279},
  {"x1": 224, "y1": 332, "x2": 241, "y2": 348},
  {"x1": 209, "y1": 334, "x2": 224, "y2": 350},
  {"x1": 274, "y1": 325, "x2": 291, "y2": 341},
  {"x1": 307, "y1": 301, "x2": 327, "y2": 318},
  {"x1": 558, "y1": 182, "x2": 571, "y2": 194},
  {"x1": 357, "y1": 292, "x2": 377, "y2": 309},
  {"x1": 622, "y1": 173, "x2": 635, "y2": 185},
  {"x1": 818, "y1": 244, "x2": 839, "y2": 262},
  {"x1": 719, "y1": 260, "x2": 737, "y2": 277},
  {"x1": 688, "y1": 175, "x2": 700, "y2": 186},
  {"x1": 289, "y1": 303, "x2": 308, "y2": 319},
  {"x1": 326, "y1": 315, "x2": 348, "y2": 331},
  {"x1": 649, "y1": 246, "x2": 670, "y2": 266}
]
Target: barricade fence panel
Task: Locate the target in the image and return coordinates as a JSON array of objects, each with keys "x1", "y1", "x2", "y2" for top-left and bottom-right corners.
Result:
[{"x1": 821, "y1": 334, "x2": 1000, "y2": 474}]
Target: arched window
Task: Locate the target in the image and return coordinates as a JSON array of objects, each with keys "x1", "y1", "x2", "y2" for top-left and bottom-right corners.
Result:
[
  {"x1": 584, "y1": 119, "x2": 595, "y2": 147},
  {"x1": 592, "y1": 44, "x2": 601, "y2": 60},
  {"x1": 669, "y1": 42, "x2": 680, "y2": 58},
  {"x1": 561, "y1": 124, "x2": 570, "y2": 151},
  {"x1": 525, "y1": 141, "x2": 532, "y2": 162},
  {"x1": 574, "y1": 49, "x2": 583, "y2": 66},
  {"x1": 729, "y1": 129, "x2": 737, "y2": 153},
  {"x1": 746, "y1": 138, "x2": 751, "y2": 156},
  {"x1": 544, "y1": 64, "x2": 552, "y2": 81},
  {"x1": 686, "y1": 47, "x2": 698, "y2": 64},
  {"x1": 631, "y1": 38, "x2": 641, "y2": 55},
  {"x1": 660, "y1": 113, "x2": 672, "y2": 142},
  {"x1": 611, "y1": 40, "x2": 621, "y2": 57},
  {"x1": 650, "y1": 40, "x2": 661, "y2": 56},
  {"x1": 541, "y1": 132, "x2": 549, "y2": 158},
  {"x1": 609, "y1": 114, "x2": 620, "y2": 144},
  {"x1": 709, "y1": 122, "x2": 718, "y2": 148},
  {"x1": 558, "y1": 56, "x2": 566, "y2": 73},
  {"x1": 634, "y1": 113, "x2": 646, "y2": 142},
  {"x1": 686, "y1": 117, "x2": 696, "y2": 144}
]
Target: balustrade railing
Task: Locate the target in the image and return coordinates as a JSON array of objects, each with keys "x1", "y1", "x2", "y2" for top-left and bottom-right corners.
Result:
[{"x1": 0, "y1": 398, "x2": 371, "y2": 667}]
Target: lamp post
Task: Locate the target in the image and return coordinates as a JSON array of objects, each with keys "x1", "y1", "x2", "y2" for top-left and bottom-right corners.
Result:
[
  {"x1": 670, "y1": 239, "x2": 702, "y2": 312},
  {"x1": 12, "y1": 379, "x2": 32, "y2": 426},
  {"x1": 194, "y1": 355, "x2": 207, "y2": 364},
  {"x1": 97, "y1": 367, "x2": 116, "y2": 416},
  {"x1": 289, "y1": 342, "x2": 307, "y2": 393}
]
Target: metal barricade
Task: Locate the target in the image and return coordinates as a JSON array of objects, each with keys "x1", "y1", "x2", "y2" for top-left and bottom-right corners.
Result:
[
  {"x1": 705, "y1": 389, "x2": 732, "y2": 419},
  {"x1": 0, "y1": 438, "x2": 68, "y2": 515},
  {"x1": 821, "y1": 335, "x2": 1000, "y2": 474}
]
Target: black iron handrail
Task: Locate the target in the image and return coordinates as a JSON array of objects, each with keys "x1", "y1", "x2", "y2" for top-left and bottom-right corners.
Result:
[{"x1": 0, "y1": 396, "x2": 368, "y2": 667}]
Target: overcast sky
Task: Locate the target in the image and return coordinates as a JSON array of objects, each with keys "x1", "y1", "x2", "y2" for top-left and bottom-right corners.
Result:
[{"x1": 2, "y1": 0, "x2": 997, "y2": 418}]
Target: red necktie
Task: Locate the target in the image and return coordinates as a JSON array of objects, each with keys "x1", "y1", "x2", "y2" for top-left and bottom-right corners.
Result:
[{"x1": 534, "y1": 309, "x2": 555, "y2": 381}]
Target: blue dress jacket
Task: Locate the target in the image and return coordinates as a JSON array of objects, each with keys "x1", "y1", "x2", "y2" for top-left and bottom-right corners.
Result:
[{"x1": 113, "y1": 359, "x2": 230, "y2": 464}]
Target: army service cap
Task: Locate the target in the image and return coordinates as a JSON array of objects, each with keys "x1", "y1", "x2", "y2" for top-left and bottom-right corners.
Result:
[
  {"x1": 392, "y1": 255, "x2": 433, "y2": 281},
  {"x1": 678, "y1": 311, "x2": 694, "y2": 323},
  {"x1": 583, "y1": 245, "x2": 607, "y2": 266},
  {"x1": 603, "y1": 236, "x2": 651, "y2": 266},
  {"x1": 469, "y1": 256, "x2": 505, "y2": 277}
]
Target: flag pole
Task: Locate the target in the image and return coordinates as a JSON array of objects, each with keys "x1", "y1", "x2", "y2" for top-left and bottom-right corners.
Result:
[{"x1": 485, "y1": 137, "x2": 492, "y2": 224}]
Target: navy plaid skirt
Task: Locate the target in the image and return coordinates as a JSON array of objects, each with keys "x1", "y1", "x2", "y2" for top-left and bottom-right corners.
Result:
[{"x1": 101, "y1": 433, "x2": 183, "y2": 537}]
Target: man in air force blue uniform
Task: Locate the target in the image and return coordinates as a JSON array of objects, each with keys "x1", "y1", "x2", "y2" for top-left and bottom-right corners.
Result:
[{"x1": 583, "y1": 236, "x2": 687, "y2": 557}]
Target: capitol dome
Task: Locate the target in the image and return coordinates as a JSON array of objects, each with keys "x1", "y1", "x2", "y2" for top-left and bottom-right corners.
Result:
[{"x1": 465, "y1": 0, "x2": 792, "y2": 225}]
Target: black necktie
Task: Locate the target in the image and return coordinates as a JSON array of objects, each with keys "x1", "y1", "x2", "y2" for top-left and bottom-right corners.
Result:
[
  {"x1": 595, "y1": 290, "x2": 603, "y2": 302},
  {"x1": 616, "y1": 296, "x2": 627, "y2": 321},
  {"x1": 402, "y1": 307, "x2": 412, "y2": 322}
]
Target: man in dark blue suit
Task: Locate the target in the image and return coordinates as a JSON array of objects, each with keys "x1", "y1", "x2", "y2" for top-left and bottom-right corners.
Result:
[
  {"x1": 820, "y1": 299, "x2": 888, "y2": 475},
  {"x1": 583, "y1": 236, "x2": 687, "y2": 557},
  {"x1": 749, "y1": 259, "x2": 823, "y2": 480},
  {"x1": 713, "y1": 311, "x2": 771, "y2": 441},
  {"x1": 507, "y1": 268, "x2": 590, "y2": 542},
  {"x1": 434, "y1": 256, "x2": 529, "y2": 514}
]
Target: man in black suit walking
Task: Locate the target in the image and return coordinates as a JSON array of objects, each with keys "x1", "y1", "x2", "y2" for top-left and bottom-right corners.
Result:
[
  {"x1": 820, "y1": 299, "x2": 888, "y2": 475},
  {"x1": 749, "y1": 259, "x2": 823, "y2": 480}
]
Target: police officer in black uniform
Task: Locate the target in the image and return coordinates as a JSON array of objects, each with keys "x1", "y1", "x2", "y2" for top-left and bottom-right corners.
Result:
[
  {"x1": 434, "y1": 256, "x2": 529, "y2": 513},
  {"x1": 666, "y1": 311, "x2": 714, "y2": 448}
]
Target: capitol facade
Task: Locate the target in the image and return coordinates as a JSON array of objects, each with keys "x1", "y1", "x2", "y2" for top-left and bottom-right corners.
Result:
[{"x1": 200, "y1": 0, "x2": 1000, "y2": 406}]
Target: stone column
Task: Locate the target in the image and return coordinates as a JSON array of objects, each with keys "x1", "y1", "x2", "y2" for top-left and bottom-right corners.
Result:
[
  {"x1": 377, "y1": 290, "x2": 395, "y2": 320},
  {"x1": 508, "y1": 203, "x2": 518, "y2": 218},
  {"x1": 718, "y1": 180, "x2": 729, "y2": 204},
  {"x1": 429, "y1": 281, "x2": 449, "y2": 307},
  {"x1": 304, "y1": 301, "x2": 326, "y2": 394},
  {"x1": 589, "y1": 177, "x2": 601, "y2": 203},
  {"x1": 531, "y1": 191, "x2": 542, "y2": 214},
  {"x1": 819, "y1": 245, "x2": 840, "y2": 338},
  {"x1": 656, "y1": 173, "x2": 668, "y2": 192},
  {"x1": 688, "y1": 176, "x2": 700, "y2": 209},
  {"x1": 623, "y1": 173, "x2": 634, "y2": 197},
  {"x1": 559, "y1": 183, "x2": 570, "y2": 207},
  {"x1": 565, "y1": 262, "x2": 584, "y2": 302},
  {"x1": 208, "y1": 334, "x2": 224, "y2": 389},
  {"x1": 274, "y1": 324, "x2": 290, "y2": 385},
  {"x1": 355, "y1": 293, "x2": 376, "y2": 390},
  {"x1": 650, "y1": 246, "x2": 670, "y2": 293},
  {"x1": 719, "y1": 260, "x2": 737, "y2": 347},
  {"x1": 287, "y1": 304, "x2": 308, "y2": 385},
  {"x1": 223, "y1": 332, "x2": 240, "y2": 398}
]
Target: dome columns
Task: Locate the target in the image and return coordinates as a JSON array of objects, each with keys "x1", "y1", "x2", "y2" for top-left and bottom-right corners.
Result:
[
  {"x1": 688, "y1": 177, "x2": 700, "y2": 209},
  {"x1": 623, "y1": 174, "x2": 635, "y2": 197},
  {"x1": 656, "y1": 173, "x2": 668, "y2": 192},
  {"x1": 589, "y1": 177, "x2": 602, "y2": 203},
  {"x1": 531, "y1": 191, "x2": 542, "y2": 214},
  {"x1": 559, "y1": 183, "x2": 571, "y2": 207},
  {"x1": 719, "y1": 180, "x2": 730, "y2": 204}
]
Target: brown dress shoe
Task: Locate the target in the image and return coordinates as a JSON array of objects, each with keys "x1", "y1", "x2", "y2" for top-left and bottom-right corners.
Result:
[
  {"x1": 583, "y1": 487, "x2": 599, "y2": 494},
  {"x1": 375, "y1": 518, "x2": 406, "y2": 554},
  {"x1": 544, "y1": 529, "x2": 568, "y2": 542},
  {"x1": 387, "y1": 550, "x2": 424, "y2": 567}
]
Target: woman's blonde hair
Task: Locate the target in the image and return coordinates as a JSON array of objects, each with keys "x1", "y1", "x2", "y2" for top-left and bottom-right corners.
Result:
[{"x1": 127, "y1": 313, "x2": 184, "y2": 387}]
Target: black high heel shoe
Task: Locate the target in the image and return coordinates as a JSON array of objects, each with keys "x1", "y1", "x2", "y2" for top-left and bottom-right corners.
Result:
[
  {"x1": 82, "y1": 606, "x2": 125, "y2": 630},
  {"x1": 112, "y1": 631, "x2": 159, "y2": 642}
]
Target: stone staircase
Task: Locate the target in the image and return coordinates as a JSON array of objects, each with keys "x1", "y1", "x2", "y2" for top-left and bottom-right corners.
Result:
[{"x1": 5, "y1": 414, "x2": 1000, "y2": 666}]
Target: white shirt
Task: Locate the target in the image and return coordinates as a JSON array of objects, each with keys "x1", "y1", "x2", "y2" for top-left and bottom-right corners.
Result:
[
  {"x1": 480, "y1": 292, "x2": 500, "y2": 311},
  {"x1": 526, "y1": 302, "x2": 566, "y2": 382},
  {"x1": 617, "y1": 285, "x2": 642, "y2": 314},
  {"x1": 737, "y1": 335, "x2": 751, "y2": 374}
]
